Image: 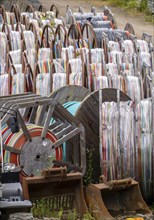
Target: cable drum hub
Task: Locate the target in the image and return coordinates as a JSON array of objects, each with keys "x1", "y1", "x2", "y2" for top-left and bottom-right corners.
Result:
[
  {"x1": 20, "y1": 137, "x2": 56, "y2": 176},
  {"x1": 2, "y1": 124, "x2": 62, "y2": 177}
]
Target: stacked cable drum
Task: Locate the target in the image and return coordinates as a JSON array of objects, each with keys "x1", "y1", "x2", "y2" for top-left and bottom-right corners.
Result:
[
  {"x1": 100, "y1": 99, "x2": 153, "y2": 202},
  {"x1": 135, "y1": 99, "x2": 153, "y2": 201},
  {"x1": 0, "y1": 3, "x2": 153, "y2": 101},
  {"x1": 51, "y1": 87, "x2": 153, "y2": 202},
  {"x1": 69, "y1": 88, "x2": 153, "y2": 203},
  {"x1": 65, "y1": 6, "x2": 154, "y2": 203},
  {"x1": 0, "y1": 3, "x2": 64, "y2": 96},
  {"x1": 100, "y1": 101, "x2": 135, "y2": 180},
  {"x1": 0, "y1": 2, "x2": 153, "y2": 204},
  {"x1": 102, "y1": 101, "x2": 136, "y2": 180}
]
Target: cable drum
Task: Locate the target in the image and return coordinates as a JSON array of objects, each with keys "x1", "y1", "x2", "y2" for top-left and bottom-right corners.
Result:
[
  {"x1": 50, "y1": 86, "x2": 131, "y2": 182},
  {"x1": 49, "y1": 85, "x2": 90, "y2": 164},
  {"x1": 2, "y1": 124, "x2": 62, "y2": 177}
]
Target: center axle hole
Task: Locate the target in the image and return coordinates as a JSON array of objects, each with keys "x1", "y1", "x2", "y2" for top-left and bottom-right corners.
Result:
[{"x1": 36, "y1": 154, "x2": 40, "y2": 160}]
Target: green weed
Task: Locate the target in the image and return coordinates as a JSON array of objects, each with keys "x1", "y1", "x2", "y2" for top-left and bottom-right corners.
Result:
[
  {"x1": 106, "y1": 0, "x2": 148, "y2": 12},
  {"x1": 83, "y1": 212, "x2": 95, "y2": 220},
  {"x1": 83, "y1": 148, "x2": 94, "y2": 186}
]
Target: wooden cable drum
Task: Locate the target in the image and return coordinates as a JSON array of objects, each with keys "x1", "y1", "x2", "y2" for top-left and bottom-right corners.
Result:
[
  {"x1": 38, "y1": 4, "x2": 46, "y2": 13},
  {"x1": 25, "y1": 4, "x2": 35, "y2": 18},
  {"x1": 24, "y1": 63, "x2": 35, "y2": 93},
  {"x1": 50, "y1": 4, "x2": 59, "y2": 18},
  {"x1": 28, "y1": 22, "x2": 41, "y2": 49},
  {"x1": 2, "y1": 124, "x2": 62, "y2": 177},
  {"x1": 41, "y1": 24, "x2": 55, "y2": 48},
  {"x1": 68, "y1": 23, "x2": 84, "y2": 48},
  {"x1": 54, "y1": 24, "x2": 70, "y2": 47},
  {"x1": 75, "y1": 88, "x2": 131, "y2": 183},
  {"x1": 10, "y1": 4, "x2": 21, "y2": 23},
  {"x1": 124, "y1": 22, "x2": 135, "y2": 35},
  {"x1": 49, "y1": 86, "x2": 131, "y2": 183},
  {"x1": 81, "y1": 22, "x2": 98, "y2": 48},
  {"x1": 15, "y1": 22, "x2": 25, "y2": 34},
  {"x1": 0, "y1": 4, "x2": 7, "y2": 24},
  {"x1": 48, "y1": 85, "x2": 90, "y2": 167},
  {"x1": 41, "y1": 85, "x2": 90, "y2": 128},
  {"x1": 49, "y1": 85, "x2": 90, "y2": 105}
]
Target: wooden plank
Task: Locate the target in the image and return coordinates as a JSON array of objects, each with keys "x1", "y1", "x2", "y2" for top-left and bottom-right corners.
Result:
[
  {"x1": 49, "y1": 119, "x2": 62, "y2": 129},
  {"x1": 52, "y1": 127, "x2": 82, "y2": 148},
  {"x1": 0, "y1": 97, "x2": 51, "y2": 111},
  {"x1": 16, "y1": 109, "x2": 32, "y2": 141},
  {"x1": 0, "y1": 93, "x2": 38, "y2": 100},
  {"x1": 55, "y1": 125, "x2": 75, "y2": 138},
  {"x1": 50, "y1": 122, "x2": 66, "y2": 133},
  {"x1": 41, "y1": 105, "x2": 55, "y2": 138},
  {"x1": 54, "y1": 104, "x2": 80, "y2": 126}
]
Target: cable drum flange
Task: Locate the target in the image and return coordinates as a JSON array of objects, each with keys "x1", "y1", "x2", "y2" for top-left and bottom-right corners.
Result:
[{"x1": 19, "y1": 137, "x2": 55, "y2": 176}]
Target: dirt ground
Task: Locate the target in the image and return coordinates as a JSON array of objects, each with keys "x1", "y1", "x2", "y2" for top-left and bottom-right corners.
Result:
[{"x1": 39, "y1": 0, "x2": 154, "y2": 41}]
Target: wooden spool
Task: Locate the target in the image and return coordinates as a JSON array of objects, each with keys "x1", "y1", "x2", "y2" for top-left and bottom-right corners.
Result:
[
  {"x1": 50, "y1": 4, "x2": 59, "y2": 18},
  {"x1": 124, "y1": 23, "x2": 135, "y2": 35},
  {"x1": 10, "y1": 4, "x2": 21, "y2": 23},
  {"x1": 38, "y1": 4, "x2": 46, "y2": 13},
  {"x1": 49, "y1": 85, "x2": 90, "y2": 104},
  {"x1": 41, "y1": 24, "x2": 55, "y2": 48},
  {"x1": 68, "y1": 23, "x2": 84, "y2": 48},
  {"x1": 75, "y1": 88, "x2": 131, "y2": 182},
  {"x1": 49, "y1": 87, "x2": 131, "y2": 183},
  {"x1": 54, "y1": 24, "x2": 70, "y2": 47},
  {"x1": 81, "y1": 22, "x2": 98, "y2": 48},
  {"x1": 49, "y1": 85, "x2": 90, "y2": 167}
]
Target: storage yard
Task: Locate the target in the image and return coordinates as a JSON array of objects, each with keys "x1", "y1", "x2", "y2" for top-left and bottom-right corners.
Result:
[{"x1": 0, "y1": 0, "x2": 154, "y2": 219}]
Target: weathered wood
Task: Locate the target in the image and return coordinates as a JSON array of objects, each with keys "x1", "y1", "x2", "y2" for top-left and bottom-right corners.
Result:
[
  {"x1": 41, "y1": 105, "x2": 55, "y2": 139},
  {"x1": 54, "y1": 124, "x2": 75, "y2": 138},
  {"x1": 0, "y1": 98, "x2": 53, "y2": 128},
  {"x1": 49, "y1": 120, "x2": 64, "y2": 130},
  {"x1": 75, "y1": 88, "x2": 131, "y2": 182},
  {"x1": 35, "y1": 85, "x2": 90, "y2": 126},
  {"x1": 16, "y1": 109, "x2": 32, "y2": 141},
  {"x1": 20, "y1": 136, "x2": 55, "y2": 176},
  {"x1": 0, "y1": 94, "x2": 40, "y2": 108},
  {"x1": 52, "y1": 127, "x2": 82, "y2": 148},
  {"x1": 49, "y1": 85, "x2": 90, "y2": 105},
  {"x1": 54, "y1": 104, "x2": 80, "y2": 125}
]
